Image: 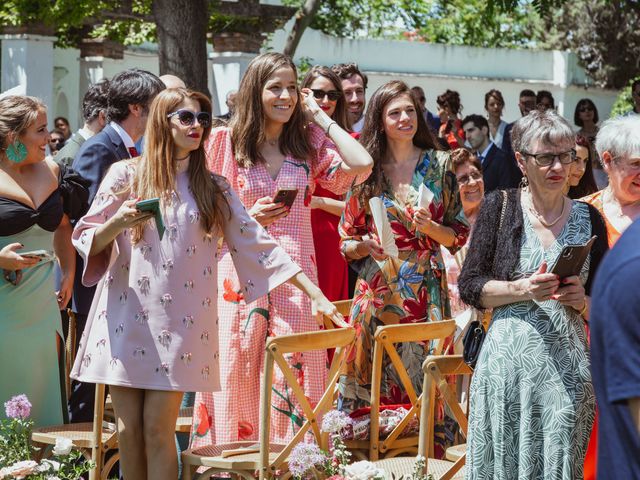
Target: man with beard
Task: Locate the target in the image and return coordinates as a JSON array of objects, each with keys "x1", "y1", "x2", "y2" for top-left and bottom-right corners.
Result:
[{"x1": 331, "y1": 62, "x2": 367, "y2": 135}]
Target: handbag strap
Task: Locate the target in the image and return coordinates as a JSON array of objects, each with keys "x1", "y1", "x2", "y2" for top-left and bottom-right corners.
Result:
[{"x1": 498, "y1": 190, "x2": 508, "y2": 230}]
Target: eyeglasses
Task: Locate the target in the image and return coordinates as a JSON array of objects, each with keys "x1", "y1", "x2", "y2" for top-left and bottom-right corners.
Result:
[
  {"x1": 49, "y1": 138, "x2": 64, "y2": 143},
  {"x1": 578, "y1": 106, "x2": 594, "y2": 112},
  {"x1": 167, "y1": 109, "x2": 211, "y2": 129},
  {"x1": 311, "y1": 89, "x2": 342, "y2": 101},
  {"x1": 522, "y1": 149, "x2": 576, "y2": 166},
  {"x1": 456, "y1": 172, "x2": 483, "y2": 185}
]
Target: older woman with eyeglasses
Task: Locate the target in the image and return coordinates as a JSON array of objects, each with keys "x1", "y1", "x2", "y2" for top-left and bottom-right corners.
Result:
[{"x1": 459, "y1": 110, "x2": 609, "y2": 480}]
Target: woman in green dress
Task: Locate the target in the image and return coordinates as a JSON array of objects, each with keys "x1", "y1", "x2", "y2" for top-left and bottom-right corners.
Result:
[
  {"x1": 338, "y1": 80, "x2": 469, "y2": 457},
  {"x1": 459, "y1": 109, "x2": 609, "y2": 479},
  {"x1": 0, "y1": 95, "x2": 88, "y2": 426}
]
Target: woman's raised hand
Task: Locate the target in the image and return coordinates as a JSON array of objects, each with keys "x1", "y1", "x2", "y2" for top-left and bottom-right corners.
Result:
[
  {"x1": 248, "y1": 196, "x2": 289, "y2": 226},
  {"x1": 519, "y1": 261, "x2": 560, "y2": 301}
]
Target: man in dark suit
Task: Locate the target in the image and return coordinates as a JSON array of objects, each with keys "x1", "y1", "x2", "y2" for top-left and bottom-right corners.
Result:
[
  {"x1": 69, "y1": 68, "x2": 165, "y2": 422},
  {"x1": 502, "y1": 89, "x2": 537, "y2": 159},
  {"x1": 56, "y1": 80, "x2": 110, "y2": 167},
  {"x1": 462, "y1": 114, "x2": 522, "y2": 193}
]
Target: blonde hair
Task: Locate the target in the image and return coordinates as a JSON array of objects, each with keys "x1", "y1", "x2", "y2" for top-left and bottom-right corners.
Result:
[
  {"x1": 130, "y1": 88, "x2": 229, "y2": 243},
  {"x1": 230, "y1": 52, "x2": 313, "y2": 168},
  {"x1": 0, "y1": 95, "x2": 46, "y2": 151}
]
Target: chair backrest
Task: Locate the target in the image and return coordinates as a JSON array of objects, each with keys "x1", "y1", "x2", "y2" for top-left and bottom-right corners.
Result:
[
  {"x1": 368, "y1": 320, "x2": 457, "y2": 460},
  {"x1": 419, "y1": 354, "x2": 473, "y2": 480},
  {"x1": 258, "y1": 319, "x2": 356, "y2": 479}
]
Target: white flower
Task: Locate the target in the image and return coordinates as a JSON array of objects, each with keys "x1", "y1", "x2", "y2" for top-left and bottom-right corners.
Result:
[
  {"x1": 321, "y1": 410, "x2": 352, "y2": 434},
  {"x1": 40, "y1": 459, "x2": 61, "y2": 472},
  {"x1": 47, "y1": 476, "x2": 62, "y2": 480},
  {"x1": 52, "y1": 437, "x2": 73, "y2": 456},
  {"x1": 344, "y1": 460, "x2": 386, "y2": 480},
  {"x1": 0, "y1": 460, "x2": 39, "y2": 478}
]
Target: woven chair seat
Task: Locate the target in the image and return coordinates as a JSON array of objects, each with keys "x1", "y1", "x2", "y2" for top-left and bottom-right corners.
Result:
[
  {"x1": 375, "y1": 457, "x2": 465, "y2": 479},
  {"x1": 32, "y1": 422, "x2": 117, "y2": 449},
  {"x1": 445, "y1": 443, "x2": 466, "y2": 462},
  {"x1": 189, "y1": 442, "x2": 286, "y2": 468}
]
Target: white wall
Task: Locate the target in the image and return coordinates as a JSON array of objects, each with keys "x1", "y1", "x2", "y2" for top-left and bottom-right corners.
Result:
[{"x1": 269, "y1": 25, "x2": 619, "y2": 124}]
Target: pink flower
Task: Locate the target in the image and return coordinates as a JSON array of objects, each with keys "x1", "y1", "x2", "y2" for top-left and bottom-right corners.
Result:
[
  {"x1": 4, "y1": 394, "x2": 31, "y2": 419},
  {"x1": 0, "y1": 460, "x2": 39, "y2": 478}
]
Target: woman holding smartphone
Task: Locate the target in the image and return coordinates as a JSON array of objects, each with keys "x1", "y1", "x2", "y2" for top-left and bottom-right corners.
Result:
[
  {"x1": 0, "y1": 95, "x2": 87, "y2": 427},
  {"x1": 191, "y1": 52, "x2": 372, "y2": 447},
  {"x1": 70, "y1": 88, "x2": 340, "y2": 479}
]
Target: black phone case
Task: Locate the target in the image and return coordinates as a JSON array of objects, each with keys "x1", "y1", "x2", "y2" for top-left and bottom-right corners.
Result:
[{"x1": 549, "y1": 235, "x2": 597, "y2": 279}]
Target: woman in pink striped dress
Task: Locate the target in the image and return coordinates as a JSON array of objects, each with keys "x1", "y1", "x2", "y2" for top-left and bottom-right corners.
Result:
[{"x1": 191, "y1": 53, "x2": 372, "y2": 446}]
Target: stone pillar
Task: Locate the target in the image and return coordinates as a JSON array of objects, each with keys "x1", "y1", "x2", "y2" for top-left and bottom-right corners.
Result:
[
  {"x1": 1, "y1": 32, "x2": 56, "y2": 113},
  {"x1": 208, "y1": 32, "x2": 263, "y2": 115}
]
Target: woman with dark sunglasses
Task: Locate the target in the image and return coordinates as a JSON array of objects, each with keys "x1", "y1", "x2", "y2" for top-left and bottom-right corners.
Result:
[
  {"x1": 191, "y1": 53, "x2": 372, "y2": 448},
  {"x1": 574, "y1": 99, "x2": 606, "y2": 189},
  {"x1": 299, "y1": 65, "x2": 354, "y2": 302},
  {"x1": 70, "y1": 88, "x2": 342, "y2": 479}
]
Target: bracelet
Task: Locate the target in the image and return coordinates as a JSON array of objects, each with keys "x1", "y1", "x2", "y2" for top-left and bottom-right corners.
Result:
[
  {"x1": 577, "y1": 299, "x2": 588, "y2": 317},
  {"x1": 326, "y1": 121, "x2": 337, "y2": 136}
]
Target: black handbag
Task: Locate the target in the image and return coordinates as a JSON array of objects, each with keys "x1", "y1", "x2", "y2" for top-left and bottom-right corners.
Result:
[
  {"x1": 462, "y1": 190, "x2": 507, "y2": 368},
  {"x1": 462, "y1": 319, "x2": 485, "y2": 368}
]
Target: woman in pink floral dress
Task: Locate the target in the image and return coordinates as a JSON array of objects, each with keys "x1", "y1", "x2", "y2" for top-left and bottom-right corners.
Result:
[
  {"x1": 338, "y1": 81, "x2": 469, "y2": 457},
  {"x1": 71, "y1": 89, "x2": 340, "y2": 479},
  {"x1": 191, "y1": 53, "x2": 372, "y2": 447}
]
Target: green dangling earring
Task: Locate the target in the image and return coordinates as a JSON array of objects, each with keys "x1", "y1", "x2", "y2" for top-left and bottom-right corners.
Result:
[{"x1": 5, "y1": 140, "x2": 27, "y2": 164}]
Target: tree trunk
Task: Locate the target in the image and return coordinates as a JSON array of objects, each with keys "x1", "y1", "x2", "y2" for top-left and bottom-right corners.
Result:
[
  {"x1": 283, "y1": 0, "x2": 321, "y2": 57},
  {"x1": 152, "y1": 0, "x2": 210, "y2": 96}
]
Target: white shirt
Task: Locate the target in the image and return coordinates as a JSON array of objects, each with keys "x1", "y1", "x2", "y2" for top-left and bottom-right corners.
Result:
[
  {"x1": 109, "y1": 121, "x2": 137, "y2": 157},
  {"x1": 477, "y1": 142, "x2": 494, "y2": 165},
  {"x1": 352, "y1": 115, "x2": 365, "y2": 133},
  {"x1": 489, "y1": 120, "x2": 508, "y2": 149},
  {"x1": 77, "y1": 126, "x2": 94, "y2": 142}
]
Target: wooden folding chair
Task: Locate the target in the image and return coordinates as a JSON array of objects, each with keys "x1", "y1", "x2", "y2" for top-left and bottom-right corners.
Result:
[
  {"x1": 344, "y1": 319, "x2": 456, "y2": 461},
  {"x1": 32, "y1": 383, "x2": 119, "y2": 480},
  {"x1": 371, "y1": 354, "x2": 471, "y2": 479},
  {"x1": 180, "y1": 315, "x2": 355, "y2": 479}
]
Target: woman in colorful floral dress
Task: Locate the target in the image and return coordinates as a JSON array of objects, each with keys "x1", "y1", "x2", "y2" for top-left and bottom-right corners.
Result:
[
  {"x1": 338, "y1": 80, "x2": 469, "y2": 457},
  {"x1": 191, "y1": 53, "x2": 372, "y2": 447}
]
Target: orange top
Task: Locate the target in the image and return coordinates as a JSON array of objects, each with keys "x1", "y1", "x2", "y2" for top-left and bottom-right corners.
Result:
[{"x1": 581, "y1": 190, "x2": 622, "y2": 247}]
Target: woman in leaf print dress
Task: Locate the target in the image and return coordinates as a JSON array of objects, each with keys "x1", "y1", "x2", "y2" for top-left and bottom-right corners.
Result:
[
  {"x1": 338, "y1": 80, "x2": 469, "y2": 457},
  {"x1": 191, "y1": 53, "x2": 372, "y2": 447}
]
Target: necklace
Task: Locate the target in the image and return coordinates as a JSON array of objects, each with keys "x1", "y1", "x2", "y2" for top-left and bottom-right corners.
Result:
[
  {"x1": 526, "y1": 193, "x2": 566, "y2": 227},
  {"x1": 266, "y1": 137, "x2": 279, "y2": 147}
]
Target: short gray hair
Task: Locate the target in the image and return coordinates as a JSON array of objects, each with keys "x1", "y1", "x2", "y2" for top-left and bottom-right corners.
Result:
[
  {"x1": 595, "y1": 115, "x2": 640, "y2": 160},
  {"x1": 511, "y1": 109, "x2": 575, "y2": 154}
]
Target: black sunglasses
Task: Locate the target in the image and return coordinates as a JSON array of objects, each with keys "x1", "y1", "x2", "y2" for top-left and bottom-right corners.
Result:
[
  {"x1": 167, "y1": 109, "x2": 211, "y2": 129},
  {"x1": 578, "y1": 106, "x2": 594, "y2": 112},
  {"x1": 311, "y1": 89, "x2": 342, "y2": 101}
]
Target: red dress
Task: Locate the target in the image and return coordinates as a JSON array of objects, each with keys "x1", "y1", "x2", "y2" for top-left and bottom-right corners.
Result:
[{"x1": 311, "y1": 185, "x2": 349, "y2": 301}]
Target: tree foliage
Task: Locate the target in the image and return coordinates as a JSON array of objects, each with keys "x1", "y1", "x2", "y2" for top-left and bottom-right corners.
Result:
[
  {"x1": 610, "y1": 76, "x2": 640, "y2": 117},
  {"x1": 538, "y1": 0, "x2": 640, "y2": 89}
]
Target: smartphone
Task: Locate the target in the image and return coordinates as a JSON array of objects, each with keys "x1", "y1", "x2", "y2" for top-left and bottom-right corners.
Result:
[
  {"x1": 136, "y1": 198, "x2": 166, "y2": 241},
  {"x1": 272, "y1": 188, "x2": 298, "y2": 208},
  {"x1": 549, "y1": 235, "x2": 597, "y2": 279},
  {"x1": 21, "y1": 249, "x2": 54, "y2": 262}
]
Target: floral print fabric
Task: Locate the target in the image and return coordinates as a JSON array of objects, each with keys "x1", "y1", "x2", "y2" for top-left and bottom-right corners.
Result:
[{"x1": 338, "y1": 149, "x2": 469, "y2": 457}]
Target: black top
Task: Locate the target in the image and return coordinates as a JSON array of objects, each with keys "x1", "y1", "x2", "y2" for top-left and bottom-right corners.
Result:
[
  {"x1": 458, "y1": 188, "x2": 609, "y2": 309},
  {"x1": 0, "y1": 164, "x2": 89, "y2": 237}
]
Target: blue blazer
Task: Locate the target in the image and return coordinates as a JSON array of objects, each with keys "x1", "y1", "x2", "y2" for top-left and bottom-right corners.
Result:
[
  {"x1": 481, "y1": 143, "x2": 522, "y2": 193},
  {"x1": 71, "y1": 124, "x2": 130, "y2": 314}
]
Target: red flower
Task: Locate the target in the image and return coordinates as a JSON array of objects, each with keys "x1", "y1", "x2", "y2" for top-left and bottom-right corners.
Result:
[
  {"x1": 401, "y1": 288, "x2": 430, "y2": 323},
  {"x1": 223, "y1": 278, "x2": 244, "y2": 303},
  {"x1": 352, "y1": 272, "x2": 390, "y2": 314},
  {"x1": 390, "y1": 220, "x2": 432, "y2": 253}
]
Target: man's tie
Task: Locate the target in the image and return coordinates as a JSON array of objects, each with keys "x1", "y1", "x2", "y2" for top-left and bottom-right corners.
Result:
[
  {"x1": 477, "y1": 154, "x2": 484, "y2": 165},
  {"x1": 128, "y1": 146, "x2": 139, "y2": 158}
]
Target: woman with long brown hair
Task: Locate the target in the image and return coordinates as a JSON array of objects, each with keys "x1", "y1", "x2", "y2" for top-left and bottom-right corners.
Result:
[
  {"x1": 338, "y1": 80, "x2": 469, "y2": 456},
  {"x1": 301, "y1": 65, "x2": 352, "y2": 301},
  {"x1": 70, "y1": 88, "x2": 339, "y2": 479},
  {"x1": 191, "y1": 52, "x2": 372, "y2": 448}
]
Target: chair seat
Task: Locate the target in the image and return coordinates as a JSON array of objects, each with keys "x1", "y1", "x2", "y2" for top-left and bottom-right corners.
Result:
[
  {"x1": 176, "y1": 406, "x2": 193, "y2": 433},
  {"x1": 32, "y1": 423, "x2": 117, "y2": 449},
  {"x1": 374, "y1": 456, "x2": 464, "y2": 479},
  {"x1": 445, "y1": 443, "x2": 466, "y2": 462},
  {"x1": 184, "y1": 442, "x2": 286, "y2": 470}
]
